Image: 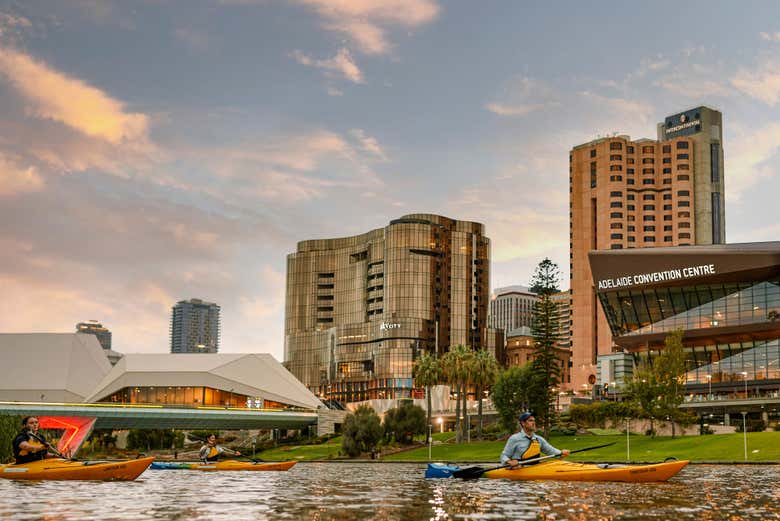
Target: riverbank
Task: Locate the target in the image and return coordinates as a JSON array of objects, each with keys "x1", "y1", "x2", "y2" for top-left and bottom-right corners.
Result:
[{"x1": 254, "y1": 431, "x2": 780, "y2": 463}]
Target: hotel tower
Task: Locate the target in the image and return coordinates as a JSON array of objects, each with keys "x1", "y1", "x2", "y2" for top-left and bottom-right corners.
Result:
[{"x1": 569, "y1": 106, "x2": 725, "y2": 391}]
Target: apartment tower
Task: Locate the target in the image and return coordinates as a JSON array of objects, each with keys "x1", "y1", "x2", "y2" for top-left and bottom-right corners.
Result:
[
  {"x1": 569, "y1": 106, "x2": 725, "y2": 391},
  {"x1": 284, "y1": 214, "x2": 501, "y2": 403},
  {"x1": 170, "y1": 298, "x2": 221, "y2": 353}
]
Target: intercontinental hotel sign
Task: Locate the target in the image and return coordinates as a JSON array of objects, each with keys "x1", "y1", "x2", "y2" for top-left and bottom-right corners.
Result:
[{"x1": 597, "y1": 263, "x2": 716, "y2": 290}]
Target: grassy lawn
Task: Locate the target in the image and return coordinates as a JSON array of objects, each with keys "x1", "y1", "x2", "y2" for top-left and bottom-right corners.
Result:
[
  {"x1": 384, "y1": 431, "x2": 780, "y2": 463},
  {"x1": 255, "y1": 431, "x2": 780, "y2": 463}
]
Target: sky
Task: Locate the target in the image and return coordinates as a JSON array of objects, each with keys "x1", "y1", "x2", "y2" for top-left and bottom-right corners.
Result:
[{"x1": 2, "y1": 1, "x2": 780, "y2": 361}]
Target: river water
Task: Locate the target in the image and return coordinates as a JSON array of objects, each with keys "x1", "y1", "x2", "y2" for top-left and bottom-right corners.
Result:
[{"x1": 1, "y1": 462, "x2": 778, "y2": 520}]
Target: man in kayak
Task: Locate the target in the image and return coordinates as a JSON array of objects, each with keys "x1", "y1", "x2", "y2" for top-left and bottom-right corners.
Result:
[
  {"x1": 13, "y1": 416, "x2": 50, "y2": 464},
  {"x1": 199, "y1": 433, "x2": 241, "y2": 462},
  {"x1": 500, "y1": 412, "x2": 569, "y2": 468}
]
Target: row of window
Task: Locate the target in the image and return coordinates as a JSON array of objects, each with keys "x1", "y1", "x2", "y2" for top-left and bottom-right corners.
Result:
[
  {"x1": 610, "y1": 224, "x2": 688, "y2": 231},
  {"x1": 610, "y1": 234, "x2": 692, "y2": 248},
  {"x1": 604, "y1": 141, "x2": 689, "y2": 153},
  {"x1": 608, "y1": 165, "x2": 690, "y2": 172},
  {"x1": 610, "y1": 190, "x2": 690, "y2": 198}
]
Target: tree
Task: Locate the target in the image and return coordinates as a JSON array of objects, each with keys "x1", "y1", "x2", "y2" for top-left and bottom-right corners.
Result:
[
  {"x1": 441, "y1": 344, "x2": 473, "y2": 443},
  {"x1": 0, "y1": 414, "x2": 21, "y2": 463},
  {"x1": 413, "y1": 352, "x2": 441, "y2": 434},
  {"x1": 624, "y1": 357, "x2": 662, "y2": 435},
  {"x1": 491, "y1": 365, "x2": 535, "y2": 432},
  {"x1": 341, "y1": 405, "x2": 382, "y2": 457},
  {"x1": 383, "y1": 402, "x2": 427, "y2": 444},
  {"x1": 471, "y1": 349, "x2": 500, "y2": 439},
  {"x1": 655, "y1": 330, "x2": 688, "y2": 437},
  {"x1": 529, "y1": 258, "x2": 563, "y2": 436}
]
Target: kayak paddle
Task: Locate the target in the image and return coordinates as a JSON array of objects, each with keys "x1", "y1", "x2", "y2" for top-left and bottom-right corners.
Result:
[
  {"x1": 28, "y1": 431, "x2": 78, "y2": 461},
  {"x1": 452, "y1": 442, "x2": 616, "y2": 480}
]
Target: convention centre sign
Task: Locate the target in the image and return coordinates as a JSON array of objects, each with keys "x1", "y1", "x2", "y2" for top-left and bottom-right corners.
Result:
[{"x1": 597, "y1": 263, "x2": 716, "y2": 291}]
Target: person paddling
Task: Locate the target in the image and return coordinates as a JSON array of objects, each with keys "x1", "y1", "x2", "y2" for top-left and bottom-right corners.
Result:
[
  {"x1": 500, "y1": 412, "x2": 569, "y2": 468},
  {"x1": 13, "y1": 416, "x2": 50, "y2": 464},
  {"x1": 199, "y1": 433, "x2": 241, "y2": 462}
]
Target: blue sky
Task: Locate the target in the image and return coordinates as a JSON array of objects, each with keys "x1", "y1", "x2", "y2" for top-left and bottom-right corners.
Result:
[{"x1": 2, "y1": 1, "x2": 780, "y2": 359}]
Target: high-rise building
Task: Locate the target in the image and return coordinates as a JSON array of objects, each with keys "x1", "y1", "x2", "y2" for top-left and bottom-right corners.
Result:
[
  {"x1": 550, "y1": 290, "x2": 572, "y2": 350},
  {"x1": 76, "y1": 320, "x2": 112, "y2": 350},
  {"x1": 489, "y1": 285, "x2": 538, "y2": 335},
  {"x1": 569, "y1": 106, "x2": 725, "y2": 392},
  {"x1": 170, "y1": 299, "x2": 220, "y2": 353},
  {"x1": 284, "y1": 214, "x2": 500, "y2": 403}
]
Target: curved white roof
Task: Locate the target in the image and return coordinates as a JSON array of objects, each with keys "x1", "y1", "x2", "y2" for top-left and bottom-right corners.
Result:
[
  {"x1": 84, "y1": 353, "x2": 323, "y2": 410},
  {"x1": 0, "y1": 333, "x2": 113, "y2": 402}
]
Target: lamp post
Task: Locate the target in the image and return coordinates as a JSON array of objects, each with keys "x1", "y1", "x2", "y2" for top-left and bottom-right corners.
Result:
[
  {"x1": 438, "y1": 417, "x2": 444, "y2": 433},
  {"x1": 741, "y1": 371, "x2": 748, "y2": 398},
  {"x1": 428, "y1": 423, "x2": 432, "y2": 461},
  {"x1": 741, "y1": 410, "x2": 748, "y2": 461},
  {"x1": 706, "y1": 374, "x2": 712, "y2": 399}
]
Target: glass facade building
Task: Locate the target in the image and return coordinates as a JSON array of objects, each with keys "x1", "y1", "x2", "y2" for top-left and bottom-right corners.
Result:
[
  {"x1": 284, "y1": 214, "x2": 498, "y2": 403},
  {"x1": 170, "y1": 298, "x2": 221, "y2": 353},
  {"x1": 590, "y1": 242, "x2": 780, "y2": 408}
]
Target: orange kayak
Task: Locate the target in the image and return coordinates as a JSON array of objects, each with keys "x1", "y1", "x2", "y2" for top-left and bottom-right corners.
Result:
[
  {"x1": 484, "y1": 459, "x2": 688, "y2": 482},
  {"x1": 188, "y1": 460, "x2": 297, "y2": 471},
  {"x1": 0, "y1": 456, "x2": 155, "y2": 481}
]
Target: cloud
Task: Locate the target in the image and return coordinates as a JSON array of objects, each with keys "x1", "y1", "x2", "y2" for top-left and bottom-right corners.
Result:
[
  {"x1": 726, "y1": 121, "x2": 780, "y2": 202},
  {"x1": 486, "y1": 77, "x2": 560, "y2": 118},
  {"x1": 293, "y1": 0, "x2": 440, "y2": 55},
  {"x1": 0, "y1": 46, "x2": 150, "y2": 144},
  {"x1": 0, "y1": 153, "x2": 44, "y2": 196},
  {"x1": 760, "y1": 32, "x2": 780, "y2": 42},
  {"x1": 731, "y1": 58, "x2": 780, "y2": 106},
  {"x1": 349, "y1": 129, "x2": 387, "y2": 159},
  {"x1": 291, "y1": 47, "x2": 364, "y2": 83},
  {"x1": 174, "y1": 27, "x2": 210, "y2": 52}
]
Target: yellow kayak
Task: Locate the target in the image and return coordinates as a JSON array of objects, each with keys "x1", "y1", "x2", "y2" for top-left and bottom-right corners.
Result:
[
  {"x1": 0, "y1": 456, "x2": 155, "y2": 481},
  {"x1": 188, "y1": 460, "x2": 297, "y2": 471},
  {"x1": 485, "y1": 459, "x2": 688, "y2": 482}
]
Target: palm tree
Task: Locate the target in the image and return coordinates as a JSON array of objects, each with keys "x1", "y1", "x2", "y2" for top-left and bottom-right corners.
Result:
[
  {"x1": 413, "y1": 352, "x2": 441, "y2": 433},
  {"x1": 471, "y1": 349, "x2": 500, "y2": 439},
  {"x1": 441, "y1": 344, "x2": 471, "y2": 443}
]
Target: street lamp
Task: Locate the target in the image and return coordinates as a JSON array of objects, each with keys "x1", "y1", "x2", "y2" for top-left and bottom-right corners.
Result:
[
  {"x1": 437, "y1": 417, "x2": 444, "y2": 433},
  {"x1": 706, "y1": 374, "x2": 712, "y2": 399},
  {"x1": 741, "y1": 371, "x2": 748, "y2": 398},
  {"x1": 741, "y1": 410, "x2": 748, "y2": 461}
]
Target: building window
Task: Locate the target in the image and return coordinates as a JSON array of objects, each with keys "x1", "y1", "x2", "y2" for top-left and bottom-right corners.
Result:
[
  {"x1": 662, "y1": 204, "x2": 671, "y2": 210},
  {"x1": 677, "y1": 141, "x2": 689, "y2": 149},
  {"x1": 678, "y1": 201, "x2": 690, "y2": 207},
  {"x1": 610, "y1": 154, "x2": 622, "y2": 160},
  {"x1": 627, "y1": 146, "x2": 634, "y2": 153},
  {"x1": 610, "y1": 164, "x2": 622, "y2": 171},
  {"x1": 610, "y1": 233, "x2": 623, "y2": 240},
  {"x1": 627, "y1": 204, "x2": 635, "y2": 211},
  {"x1": 610, "y1": 142, "x2": 622, "y2": 150},
  {"x1": 711, "y1": 143, "x2": 720, "y2": 182},
  {"x1": 590, "y1": 162, "x2": 597, "y2": 188},
  {"x1": 679, "y1": 232, "x2": 691, "y2": 239},
  {"x1": 610, "y1": 244, "x2": 623, "y2": 249},
  {"x1": 628, "y1": 236, "x2": 636, "y2": 242},
  {"x1": 590, "y1": 149, "x2": 597, "y2": 157},
  {"x1": 662, "y1": 145, "x2": 671, "y2": 153},
  {"x1": 663, "y1": 193, "x2": 672, "y2": 200},
  {"x1": 610, "y1": 212, "x2": 623, "y2": 218},
  {"x1": 610, "y1": 223, "x2": 623, "y2": 229},
  {"x1": 662, "y1": 157, "x2": 671, "y2": 164},
  {"x1": 664, "y1": 225, "x2": 673, "y2": 231},
  {"x1": 677, "y1": 190, "x2": 690, "y2": 196},
  {"x1": 642, "y1": 194, "x2": 655, "y2": 200},
  {"x1": 627, "y1": 168, "x2": 635, "y2": 174},
  {"x1": 642, "y1": 158, "x2": 654, "y2": 164},
  {"x1": 677, "y1": 153, "x2": 689, "y2": 160},
  {"x1": 627, "y1": 215, "x2": 635, "y2": 221},
  {"x1": 664, "y1": 236, "x2": 673, "y2": 242},
  {"x1": 642, "y1": 179, "x2": 654, "y2": 185},
  {"x1": 643, "y1": 215, "x2": 655, "y2": 221},
  {"x1": 627, "y1": 194, "x2": 635, "y2": 200},
  {"x1": 627, "y1": 178, "x2": 635, "y2": 185},
  {"x1": 663, "y1": 178, "x2": 672, "y2": 184},
  {"x1": 643, "y1": 225, "x2": 655, "y2": 231},
  {"x1": 627, "y1": 225, "x2": 635, "y2": 231},
  {"x1": 642, "y1": 145, "x2": 654, "y2": 153},
  {"x1": 610, "y1": 201, "x2": 623, "y2": 208},
  {"x1": 678, "y1": 211, "x2": 690, "y2": 218},
  {"x1": 663, "y1": 167, "x2": 672, "y2": 174},
  {"x1": 644, "y1": 236, "x2": 656, "y2": 242},
  {"x1": 677, "y1": 174, "x2": 690, "y2": 181},
  {"x1": 610, "y1": 191, "x2": 623, "y2": 197},
  {"x1": 643, "y1": 204, "x2": 655, "y2": 210},
  {"x1": 679, "y1": 222, "x2": 691, "y2": 228},
  {"x1": 627, "y1": 158, "x2": 635, "y2": 164},
  {"x1": 663, "y1": 214, "x2": 672, "y2": 221},
  {"x1": 677, "y1": 164, "x2": 690, "y2": 170},
  {"x1": 609, "y1": 175, "x2": 623, "y2": 181}
]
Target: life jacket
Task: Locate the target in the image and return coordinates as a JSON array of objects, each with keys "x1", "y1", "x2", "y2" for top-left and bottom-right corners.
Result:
[
  {"x1": 200, "y1": 445, "x2": 223, "y2": 462},
  {"x1": 13, "y1": 432, "x2": 47, "y2": 464},
  {"x1": 520, "y1": 438, "x2": 541, "y2": 464}
]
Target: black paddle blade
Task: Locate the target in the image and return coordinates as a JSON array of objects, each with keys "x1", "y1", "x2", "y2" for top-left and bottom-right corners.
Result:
[{"x1": 451, "y1": 466, "x2": 487, "y2": 480}]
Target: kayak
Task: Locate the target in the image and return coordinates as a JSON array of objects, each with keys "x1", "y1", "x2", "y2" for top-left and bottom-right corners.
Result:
[
  {"x1": 0, "y1": 457, "x2": 155, "y2": 481},
  {"x1": 426, "y1": 459, "x2": 688, "y2": 482},
  {"x1": 151, "y1": 460, "x2": 297, "y2": 471}
]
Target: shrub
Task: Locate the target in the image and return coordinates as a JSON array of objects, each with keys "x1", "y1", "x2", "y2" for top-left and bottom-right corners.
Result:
[
  {"x1": 383, "y1": 402, "x2": 426, "y2": 445},
  {"x1": 341, "y1": 405, "x2": 382, "y2": 457}
]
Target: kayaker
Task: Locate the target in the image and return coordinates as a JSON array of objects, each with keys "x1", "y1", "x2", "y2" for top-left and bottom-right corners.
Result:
[
  {"x1": 500, "y1": 412, "x2": 569, "y2": 468},
  {"x1": 199, "y1": 433, "x2": 241, "y2": 462},
  {"x1": 12, "y1": 416, "x2": 50, "y2": 464}
]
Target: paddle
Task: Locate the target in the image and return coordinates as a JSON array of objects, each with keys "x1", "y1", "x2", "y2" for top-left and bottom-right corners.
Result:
[
  {"x1": 27, "y1": 431, "x2": 78, "y2": 461},
  {"x1": 188, "y1": 434, "x2": 263, "y2": 463},
  {"x1": 452, "y1": 442, "x2": 617, "y2": 480}
]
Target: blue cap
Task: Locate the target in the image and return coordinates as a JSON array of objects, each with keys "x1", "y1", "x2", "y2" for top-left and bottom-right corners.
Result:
[{"x1": 518, "y1": 412, "x2": 533, "y2": 422}]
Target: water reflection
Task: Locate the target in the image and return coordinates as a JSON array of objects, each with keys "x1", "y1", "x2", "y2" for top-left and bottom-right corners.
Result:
[{"x1": 0, "y1": 463, "x2": 778, "y2": 520}]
